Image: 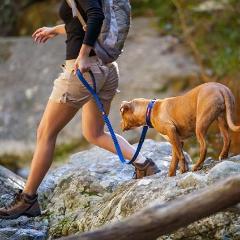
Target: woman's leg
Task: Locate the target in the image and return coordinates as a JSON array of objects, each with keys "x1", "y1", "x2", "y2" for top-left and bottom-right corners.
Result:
[
  {"x1": 82, "y1": 99, "x2": 146, "y2": 162},
  {"x1": 23, "y1": 100, "x2": 79, "y2": 195}
]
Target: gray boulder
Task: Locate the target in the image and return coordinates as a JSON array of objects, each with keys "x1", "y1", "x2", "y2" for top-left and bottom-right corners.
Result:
[
  {"x1": 1, "y1": 140, "x2": 240, "y2": 240},
  {"x1": 207, "y1": 160, "x2": 240, "y2": 183}
]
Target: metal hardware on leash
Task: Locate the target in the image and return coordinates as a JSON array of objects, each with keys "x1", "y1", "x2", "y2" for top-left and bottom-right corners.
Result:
[{"x1": 76, "y1": 69, "x2": 150, "y2": 165}]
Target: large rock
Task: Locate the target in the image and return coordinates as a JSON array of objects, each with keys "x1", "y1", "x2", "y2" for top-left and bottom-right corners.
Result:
[{"x1": 1, "y1": 140, "x2": 240, "y2": 239}]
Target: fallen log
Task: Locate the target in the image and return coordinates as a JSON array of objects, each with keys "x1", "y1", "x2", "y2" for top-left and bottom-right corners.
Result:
[{"x1": 60, "y1": 175, "x2": 240, "y2": 240}]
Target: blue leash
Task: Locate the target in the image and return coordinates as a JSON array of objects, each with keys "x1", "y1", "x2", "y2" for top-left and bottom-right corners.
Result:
[{"x1": 76, "y1": 69, "x2": 150, "y2": 165}]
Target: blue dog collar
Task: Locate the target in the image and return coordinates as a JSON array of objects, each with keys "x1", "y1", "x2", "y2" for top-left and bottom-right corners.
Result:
[{"x1": 146, "y1": 99, "x2": 156, "y2": 128}]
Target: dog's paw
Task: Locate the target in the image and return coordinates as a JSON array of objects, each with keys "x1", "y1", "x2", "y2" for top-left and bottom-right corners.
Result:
[
  {"x1": 192, "y1": 164, "x2": 202, "y2": 172},
  {"x1": 180, "y1": 168, "x2": 188, "y2": 174},
  {"x1": 192, "y1": 167, "x2": 198, "y2": 172},
  {"x1": 218, "y1": 154, "x2": 228, "y2": 161},
  {"x1": 168, "y1": 171, "x2": 176, "y2": 177}
]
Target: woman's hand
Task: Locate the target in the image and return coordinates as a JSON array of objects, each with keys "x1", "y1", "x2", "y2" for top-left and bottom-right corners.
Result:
[
  {"x1": 32, "y1": 27, "x2": 57, "y2": 44},
  {"x1": 74, "y1": 55, "x2": 92, "y2": 75},
  {"x1": 74, "y1": 44, "x2": 93, "y2": 74}
]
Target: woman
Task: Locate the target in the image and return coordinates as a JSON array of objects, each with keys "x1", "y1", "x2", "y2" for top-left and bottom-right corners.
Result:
[{"x1": 0, "y1": 0, "x2": 159, "y2": 219}]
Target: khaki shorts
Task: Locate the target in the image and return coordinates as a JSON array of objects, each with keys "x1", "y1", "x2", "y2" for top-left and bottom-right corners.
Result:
[{"x1": 49, "y1": 56, "x2": 119, "y2": 109}]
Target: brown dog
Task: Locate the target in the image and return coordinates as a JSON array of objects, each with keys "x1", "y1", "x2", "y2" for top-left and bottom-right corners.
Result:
[{"x1": 120, "y1": 82, "x2": 240, "y2": 177}]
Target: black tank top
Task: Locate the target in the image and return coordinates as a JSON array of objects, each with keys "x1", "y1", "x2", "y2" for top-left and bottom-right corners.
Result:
[{"x1": 59, "y1": 0, "x2": 104, "y2": 60}]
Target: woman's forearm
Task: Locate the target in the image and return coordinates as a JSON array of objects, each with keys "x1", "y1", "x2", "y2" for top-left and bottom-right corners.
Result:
[
  {"x1": 53, "y1": 24, "x2": 66, "y2": 35},
  {"x1": 79, "y1": 44, "x2": 92, "y2": 57}
]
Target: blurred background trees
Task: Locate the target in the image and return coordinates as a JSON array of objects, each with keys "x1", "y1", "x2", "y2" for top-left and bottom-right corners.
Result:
[
  {"x1": 2, "y1": 0, "x2": 239, "y2": 82},
  {"x1": 132, "y1": 0, "x2": 240, "y2": 81},
  {"x1": 0, "y1": 0, "x2": 59, "y2": 36}
]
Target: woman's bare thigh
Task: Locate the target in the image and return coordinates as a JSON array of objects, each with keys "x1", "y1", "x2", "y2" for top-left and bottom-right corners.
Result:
[{"x1": 38, "y1": 100, "x2": 79, "y2": 138}]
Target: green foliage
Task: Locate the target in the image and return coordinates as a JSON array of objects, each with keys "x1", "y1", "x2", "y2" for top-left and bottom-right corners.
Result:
[
  {"x1": 17, "y1": 1, "x2": 59, "y2": 36},
  {"x1": 131, "y1": 0, "x2": 179, "y2": 34},
  {"x1": 132, "y1": 0, "x2": 240, "y2": 79},
  {"x1": 188, "y1": 1, "x2": 240, "y2": 78}
]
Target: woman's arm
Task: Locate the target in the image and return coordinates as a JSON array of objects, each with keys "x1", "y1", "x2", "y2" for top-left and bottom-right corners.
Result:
[
  {"x1": 79, "y1": 0, "x2": 104, "y2": 47},
  {"x1": 74, "y1": 0, "x2": 104, "y2": 73},
  {"x1": 52, "y1": 24, "x2": 66, "y2": 35},
  {"x1": 32, "y1": 24, "x2": 66, "y2": 44}
]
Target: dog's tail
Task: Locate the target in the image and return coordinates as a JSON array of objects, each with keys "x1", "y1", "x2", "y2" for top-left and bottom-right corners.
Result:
[{"x1": 222, "y1": 88, "x2": 240, "y2": 132}]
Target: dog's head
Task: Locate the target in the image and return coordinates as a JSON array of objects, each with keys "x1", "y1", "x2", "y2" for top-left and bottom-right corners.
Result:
[{"x1": 120, "y1": 99, "x2": 149, "y2": 131}]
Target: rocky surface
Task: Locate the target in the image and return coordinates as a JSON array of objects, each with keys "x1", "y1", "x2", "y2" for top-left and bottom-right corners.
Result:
[
  {"x1": 0, "y1": 140, "x2": 239, "y2": 240},
  {"x1": 0, "y1": 165, "x2": 48, "y2": 240},
  {"x1": 0, "y1": 17, "x2": 198, "y2": 155}
]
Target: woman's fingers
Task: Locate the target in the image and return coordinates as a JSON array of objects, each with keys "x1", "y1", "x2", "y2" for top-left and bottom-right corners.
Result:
[
  {"x1": 41, "y1": 36, "x2": 49, "y2": 43},
  {"x1": 34, "y1": 33, "x2": 42, "y2": 42},
  {"x1": 32, "y1": 28, "x2": 43, "y2": 37},
  {"x1": 32, "y1": 27, "x2": 56, "y2": 44},
  {"x1": 34, "y1": 31, "x2": 47, "y2": 43},
  {"x1": 34, "y1": 35, "x2": 42, "y2": 43},
  {"x1": 35, "y1": 35, "x2": 44, "y2": 44}
]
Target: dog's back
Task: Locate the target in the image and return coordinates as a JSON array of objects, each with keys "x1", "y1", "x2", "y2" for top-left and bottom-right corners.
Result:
[{"x1": 161, "y1": 82, "x2": 238, "y2": 138}]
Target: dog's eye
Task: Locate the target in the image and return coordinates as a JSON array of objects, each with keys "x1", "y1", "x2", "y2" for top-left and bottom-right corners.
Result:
[{"x1": 120, "y1": 102, "x2": 131, "y2": 114}]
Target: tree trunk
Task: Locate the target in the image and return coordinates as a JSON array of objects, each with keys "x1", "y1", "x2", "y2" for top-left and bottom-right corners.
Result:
[{"x1": 60, "y1": 175, "x2": 240, "y2": 240}]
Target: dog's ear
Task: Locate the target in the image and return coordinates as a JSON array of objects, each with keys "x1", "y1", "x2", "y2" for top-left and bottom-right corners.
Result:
[{"x1": 120, "y1": 101, "x2": 133, "y2": 114}]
